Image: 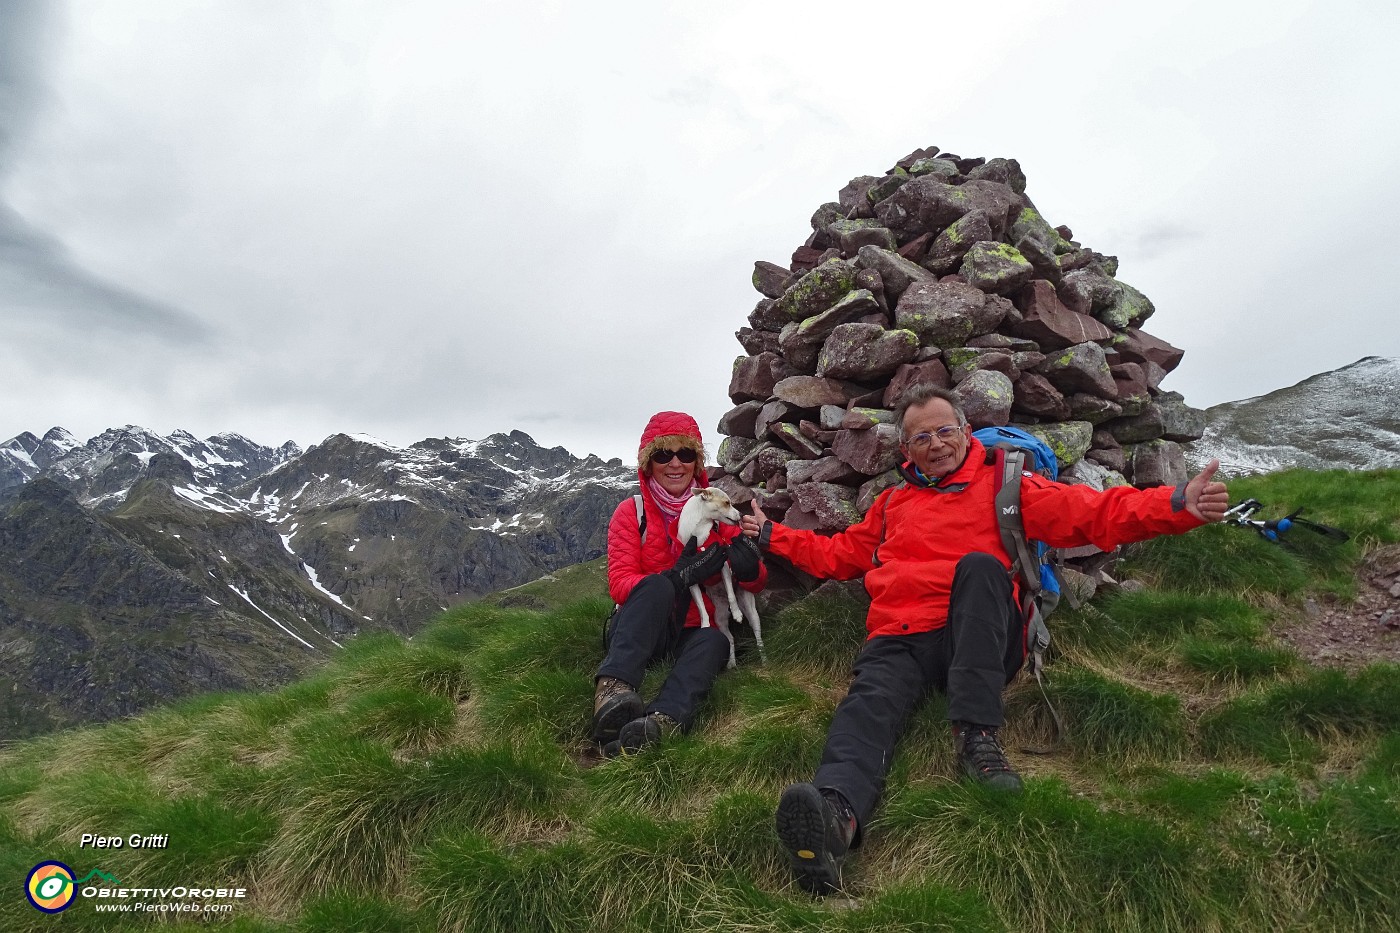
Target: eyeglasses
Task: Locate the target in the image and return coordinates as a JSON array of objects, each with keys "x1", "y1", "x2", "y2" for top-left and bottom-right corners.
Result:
[
  {"x1": 650, "y1": 447, "x2": 698, "y2": 464},
  {"x1": 904, "y1": 425, "x2": 963, "y2": 450}
]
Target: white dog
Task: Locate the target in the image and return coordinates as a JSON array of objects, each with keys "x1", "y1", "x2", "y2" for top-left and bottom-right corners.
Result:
[{"x1": 677, "y1": 487, "x2": 766, "y2": 668}]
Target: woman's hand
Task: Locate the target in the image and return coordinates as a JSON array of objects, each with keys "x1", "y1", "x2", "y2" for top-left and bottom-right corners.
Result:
[{"x1": 665, "y1": 536, "x2": 728, "y2": 594}]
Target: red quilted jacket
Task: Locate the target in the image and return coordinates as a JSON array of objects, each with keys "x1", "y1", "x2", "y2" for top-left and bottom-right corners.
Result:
[
  {"x1": 607, "y1": 411, "x2": 767, "y2": 625},
  {"x1": 767, "y1": 438, "x2": 1203, "y2": 639}
]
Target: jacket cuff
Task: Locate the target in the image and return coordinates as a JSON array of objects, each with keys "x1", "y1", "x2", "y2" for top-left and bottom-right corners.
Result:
[
  {"x1": 1170, "y1": 482, "x2": 1187, "y2": 512},
  {"x1": 758, "y1": 520, "x2": 773, "y2": 551}
]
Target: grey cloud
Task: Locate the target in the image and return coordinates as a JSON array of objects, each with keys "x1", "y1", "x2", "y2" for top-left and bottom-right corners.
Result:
[
  {"x1": 0, "y1": 1, "x2": 208, "y2": 343},
  {"x1": 0, "y1": 205, "x2": 210, "y2": 342}
]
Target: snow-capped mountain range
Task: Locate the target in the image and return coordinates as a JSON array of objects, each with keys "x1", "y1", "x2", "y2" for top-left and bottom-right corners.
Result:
[{"x1": 0, "y1": 425, "x2": 633, "y2": 739}]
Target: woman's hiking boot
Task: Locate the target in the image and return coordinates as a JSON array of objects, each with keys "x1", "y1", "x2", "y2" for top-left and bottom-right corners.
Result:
[
  {"x1": 592, "y1": 676, "x2": 643, "y2": 744},
  {"x1": 617, "y1": 711, "x2": 680, "y2": 753},
  {"x1": 776, "y1": 783, "x2": 856, "y2": 895},
  {"x1": 955, "y1": 723, "x2": 1024, "y2": 793}
]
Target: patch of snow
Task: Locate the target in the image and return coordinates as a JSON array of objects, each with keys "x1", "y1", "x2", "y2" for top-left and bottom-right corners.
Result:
[
  {"x1": 303, "y1": 562, "x2": 347, "y2": 607},
  {"x1": 228, "y1": 585, "x2": 319, "y2": 651}
]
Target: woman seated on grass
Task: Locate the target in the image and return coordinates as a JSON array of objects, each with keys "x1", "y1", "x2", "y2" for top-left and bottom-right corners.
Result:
[{"x1": 591, "y1": 411, "x2": 766, "y2": 755}]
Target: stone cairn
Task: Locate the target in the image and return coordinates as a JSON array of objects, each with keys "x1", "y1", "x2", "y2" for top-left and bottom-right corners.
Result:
[{"x1": 709, "y1": 145, "x2": 1207, "y2": 568}]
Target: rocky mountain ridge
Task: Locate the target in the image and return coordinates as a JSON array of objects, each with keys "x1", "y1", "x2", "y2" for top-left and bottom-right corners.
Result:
[
  {"x1": 0, "y1": 425, "x2": 633, "y2": 739},
  {"x1": 1186, "y1": 356, "x2": 1400, "y2": 474}
]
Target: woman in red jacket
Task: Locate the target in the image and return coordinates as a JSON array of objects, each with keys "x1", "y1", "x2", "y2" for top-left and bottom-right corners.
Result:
[{"x1": 593, "y1": 411, "x2": 767, "y2": 754}]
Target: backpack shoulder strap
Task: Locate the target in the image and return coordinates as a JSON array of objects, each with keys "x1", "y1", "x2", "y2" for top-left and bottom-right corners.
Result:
[
  {"x1": 991, "y1": 446, "x2": 1040, "y2": 596},
  {"x1": 633, "y1": 493, "x2": 647, "y2": 545}
]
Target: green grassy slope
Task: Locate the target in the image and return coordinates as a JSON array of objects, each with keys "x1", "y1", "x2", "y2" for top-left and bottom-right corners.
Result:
[{"x1": 3, "y1": 468, "x2": 1398, "y2": 932}]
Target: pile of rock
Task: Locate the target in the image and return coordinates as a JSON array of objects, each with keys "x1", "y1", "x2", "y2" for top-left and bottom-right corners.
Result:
[{"x1": 711, "y1": 145, "x2": 1206, "y2": 533}]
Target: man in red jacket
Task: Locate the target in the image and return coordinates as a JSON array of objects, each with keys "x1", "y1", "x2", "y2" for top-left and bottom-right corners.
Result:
[{"x1": 740, "y1": 384, "x2": 1228, "y2": 895}]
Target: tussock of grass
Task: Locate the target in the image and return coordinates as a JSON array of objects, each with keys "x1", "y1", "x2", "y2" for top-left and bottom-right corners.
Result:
[{"x1": 1, "y1": 468, "x2": 1396, "y2": 931}]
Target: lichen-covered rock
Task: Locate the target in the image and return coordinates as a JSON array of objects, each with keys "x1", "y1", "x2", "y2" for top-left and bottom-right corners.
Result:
[
  {"x1": 907, "y1": 157, "x2": 960, "y2": 180},
  {"x1": 1058, "y1": 269, "x2": 1122, "y2": 317},
  {"x1": 894, "y1": 280, "x2": 1009, "y2": 348},
  {"x1": 882, "y1": 359, "x2": 951, "y2": 407},
  {"x1": 1096, "y1": 281, "x2": 1154, "y2": 330},
  {"x1": 1040, "y1": 342, "x2": 1117, "y2": 398},
  {"x1": 792, "y1": 289, "x2": 881, "y2": 344},
  {"x1": 774, "y1": 259, "x2": 858, "y2": 322},
  {"x1": 1110, "y1": 328, "x2": 1185, "y2": 372},
  {"x1": 771, "y1": 422, "x2": 825, "y2": 459},
  {"x1": 816, "y1": 324, "x2": 918, "y2": 380},
  {"x1": 947, "y1": 349, "x2": 1015, "y2": 384},
  {"x1": 736, "y1": 327, "x2": 781, "y2": 356},
  {"x1": 954, "y1": 369, "x2": 1014, "y2": 427},
  {"x1": 837, "y1": 177, "x2": 881, "y2": 218},
  {"x1": 1104, "y1": 402, "x2": 1165, "y2": 444},
  {"x1": 1025, "y1": 421, "x2": 1093, "y2": 467},
  {"x1": 874, "y1": 178, "x2": 1020, "y2": 240},
  {"x1": 959, "y1": 241, "x2": 1034, "y2": 295},
  {"x1": 923, "y1": 209, "x2": 993, "y2": 275},
  {"x1": 840, "y1": 407, "x2": 895, "y2": 430},
  {"x1": 1008, "y1": 205, "x2": 1073, "y2": 254},
  {"x1": 1157, "y1": 391, "x2": 1207, "y2": 442},
  {"x1": 1128, "y1": 439, "x2": 1187, "y2": 488},
  {"x1": 865, "y1": 172, "x2": 910, "y2": 205},
  {"x1": 855, "y1": 245, "x2": 937, "y2": 301},
  {"x1": 833, "y1": 423, "x2": 902, "y2": 475},
  {"x1": 718, "y1": 436, "x2": 763, "y2": 472},
  {"x1": 789, "y1": 482, "x2": 862, "y2": 531},
  {"x1": 830, "y1": 219, "x2": 898, "y2": 254}
]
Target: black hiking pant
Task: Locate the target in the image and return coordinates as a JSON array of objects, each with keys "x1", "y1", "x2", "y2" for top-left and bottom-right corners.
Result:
[
  {"x1": 813, "y1": 553, "x2": 1025, "y2": 840},
  {"x1": 596, "y1": 573, "x2": 730, "y2": 731}
]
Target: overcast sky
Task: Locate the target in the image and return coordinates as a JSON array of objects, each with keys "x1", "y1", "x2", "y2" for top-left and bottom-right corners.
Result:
[{"x1": 1, "y1": 0, "x2": 1396, "y2": 463}]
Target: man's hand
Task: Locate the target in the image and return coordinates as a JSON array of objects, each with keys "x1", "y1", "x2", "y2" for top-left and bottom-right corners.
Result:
[
  {"x1": 665, "y1": 536, "x2": 728, "y2": 594},
  {"x1": 1185, "y1": 459, "x2": 1229, "y2": 522},
  {"x1": 741, "y1": 501, "x2": 769, "y2": 538}
]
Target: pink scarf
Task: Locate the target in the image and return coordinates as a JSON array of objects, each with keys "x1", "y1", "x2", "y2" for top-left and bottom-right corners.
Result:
[{"x1": 646, "y1": 476, "x2": 697, "y2": 525}]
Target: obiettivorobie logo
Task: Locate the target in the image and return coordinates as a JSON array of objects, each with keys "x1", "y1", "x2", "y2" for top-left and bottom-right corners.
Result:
[
  {"x1": 24, "y1": 860, "x2": 247, "y2": 916},
  {"x1": 25, "y1": 862, "x2": 122, "y2": 914}
]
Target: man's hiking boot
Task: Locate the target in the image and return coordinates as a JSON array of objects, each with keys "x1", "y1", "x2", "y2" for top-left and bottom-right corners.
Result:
[
  {"x1": 776, "y1": 783, "x2": 856, "y2": 895},
  {"x1": 617, "y1": 711, "x2": 680, "y2": 754},
  {"x1": 955, "y1": 724, "x2": 1024, "y2": 793},
  {"x1": 592, "y1": 676, "x2": 643, "y2": 744}
]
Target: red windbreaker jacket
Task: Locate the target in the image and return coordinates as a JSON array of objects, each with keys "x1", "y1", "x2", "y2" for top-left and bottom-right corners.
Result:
[{"x1": 767, "y1": 438, "x2": 1203, "y2": 639}]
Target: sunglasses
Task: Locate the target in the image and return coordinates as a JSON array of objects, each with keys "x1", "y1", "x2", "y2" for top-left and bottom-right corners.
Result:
[{"x1": 650, "y1": 447, "x2": 698, "y2": 464}]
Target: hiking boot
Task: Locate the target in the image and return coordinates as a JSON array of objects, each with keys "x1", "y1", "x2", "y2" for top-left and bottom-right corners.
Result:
[
  {"x1": 617, "y1": 711, "x2": 680, "y2": 753},
  {"x1": 775, "y1": 783, "x2": 856, "y2": 895},
  {"x1": 955, "y1": 724, "x2": 1024, "y2": 793},
  {"x1": 592, "y1": 676, "x2": 643, "y2": 744}
]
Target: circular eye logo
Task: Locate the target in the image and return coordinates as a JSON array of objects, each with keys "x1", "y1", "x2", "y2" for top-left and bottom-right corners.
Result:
[{"x1": 26, "y1": 861, "x2": 77, "y2": 913}]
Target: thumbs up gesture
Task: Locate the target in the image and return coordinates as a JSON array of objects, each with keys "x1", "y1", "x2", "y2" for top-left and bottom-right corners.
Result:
[
  {"x1": 741, "y1": 500, "x2": 770, "y2": 538},
  {"x1": 1185, "y1": 459, "x2": 1229, "y2": 522}
]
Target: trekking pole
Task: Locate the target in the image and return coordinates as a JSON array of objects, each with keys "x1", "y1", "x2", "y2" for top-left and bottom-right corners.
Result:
[{"x1": 1220, "y1": 499, "x2": 1349, "y2": 544}]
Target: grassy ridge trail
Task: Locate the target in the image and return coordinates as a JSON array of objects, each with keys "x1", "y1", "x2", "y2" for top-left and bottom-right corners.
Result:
[{"x1": 3, "y1": 468, "x2": 1398, "y2": 932}]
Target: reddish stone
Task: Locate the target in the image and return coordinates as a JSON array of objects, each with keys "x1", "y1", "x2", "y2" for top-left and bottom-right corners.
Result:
[
  {"x1": 883, "y1": 359, "x2": 952, "y2": 408},
  {"x1": 1010, "y1": 279, "x2": 1112, "y2": 350}
]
